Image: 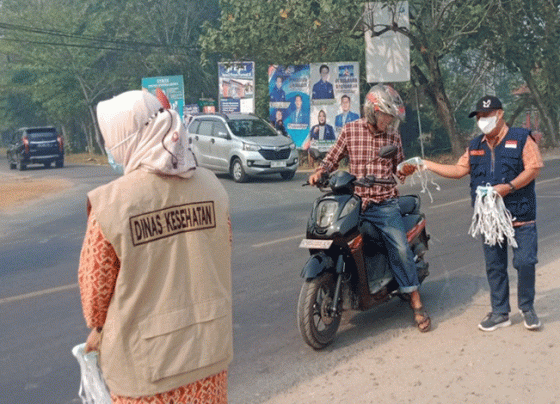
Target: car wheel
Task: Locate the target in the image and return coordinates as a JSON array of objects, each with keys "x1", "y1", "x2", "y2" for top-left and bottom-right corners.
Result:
[
  {"x1": 44, "y1": 162, "x2": 52, "y2": 168},
  {"x1": 231, "y1": 158, "x2": 247, "y2": 183},
  {"x1": 55, "y1": 160, "x2": 64, "y2": 168},
  {"x1": 9, "y1": 157, "x2": 16, "y2": 170},
  {"x1": 280, "y1": 171, "x2": 295, "y2": 180},
  {"x1": 17, "y1": 157, "x2": 26, "y2": 171}
]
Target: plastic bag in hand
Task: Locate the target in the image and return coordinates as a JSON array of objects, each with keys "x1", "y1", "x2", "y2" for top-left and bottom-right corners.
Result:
[{"x1": 72, "y1": 343, "x2": 111, "y2": 404}]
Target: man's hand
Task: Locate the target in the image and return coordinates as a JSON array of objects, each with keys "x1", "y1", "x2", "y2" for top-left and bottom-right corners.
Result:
[
  {"x1": 493, "y1": 183, "x2": 512, "y2": 198},
  {"x1": 308, "y1": 170, "x2": 325, "y2": 185},
  {"x1": 398, "y1": 163, "x2": 418, "y2": 177},
  {"x1": 85, "y1": 328, "x2": 102, "y2": 353}
]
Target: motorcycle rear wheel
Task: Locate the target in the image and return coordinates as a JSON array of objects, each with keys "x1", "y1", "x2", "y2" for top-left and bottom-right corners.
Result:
[{"x1": 297, "y1": 273, "x2": 341, "y2": 349}]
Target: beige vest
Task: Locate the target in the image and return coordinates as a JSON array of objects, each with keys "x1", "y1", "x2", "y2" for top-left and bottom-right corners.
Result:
[{"x1": 88, "y1": 168, "x2": 232, "y2": 397}]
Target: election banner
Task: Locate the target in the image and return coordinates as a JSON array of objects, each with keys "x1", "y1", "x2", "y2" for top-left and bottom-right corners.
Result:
[
  {"x1": 218, "y1": 61, "x2": 255, "y2": 114},
  {"x1": 364, "y1": 1, "x2": 410, "y2": 83},
  {"x1": 183, "y1": 103, "x2": 200, "y2": 125},
  {"x1": 268, "y1": 65, "x2": 310, "y2": 147},
  {"x1": 142, "y1": 75, "x2": 185, "y2": 117},
  {"x1": 305, "y1": 62, "x2": 360, "y2": 152}
]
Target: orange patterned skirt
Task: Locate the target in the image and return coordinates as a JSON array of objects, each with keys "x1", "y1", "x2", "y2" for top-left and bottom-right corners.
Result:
[{"x1": 111, "y1": 370, "x2": 228, "y2": 404}]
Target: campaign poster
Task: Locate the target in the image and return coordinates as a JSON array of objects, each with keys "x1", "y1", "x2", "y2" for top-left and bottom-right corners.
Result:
[
  {"x1": 268, "y1": 65, "x2": 310, "y2": 147},
  {"x1": 141, "y1": 75, "x2": 185, "y2": 117},
  {"x1": 183, "y1": 104, "x2": 200, "y2": 125},
  {"x1": 303, "y1": 62, "x2": 360, "y2": 152},
  {"x1": 218, "y1": 61, "x2": 255, "y2": 114},
  {"x1": 364, "y1": 1, "x2": 410, "y2": 83}
]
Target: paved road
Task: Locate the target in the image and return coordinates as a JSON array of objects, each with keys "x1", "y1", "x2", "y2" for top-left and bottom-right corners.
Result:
[{"x1": 1, "y1": 157, "x2": 559, "y2": 403}]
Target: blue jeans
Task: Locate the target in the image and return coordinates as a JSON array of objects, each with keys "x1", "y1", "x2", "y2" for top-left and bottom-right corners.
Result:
[
  {"x1": 362, "y1": 199, "x2": 419, "y2": 293},
  {"x1": 482, "y1": 223, "x2": 538, "y2": 314}
]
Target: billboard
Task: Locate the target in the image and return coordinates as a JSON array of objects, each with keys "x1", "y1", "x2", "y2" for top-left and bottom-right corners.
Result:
[
  {"x1": 141, "y1": 75, "x2": 185, "y2": 117},
  {"x1": 268, "y1": 65, "x2": 310, "y2": 147},
  {"x1": 269, "y1": 62, "x2": 360, "y2": 149},
  {"x1": 218, "y1": 61, "x2": 255, "y2": 114},
  {"x1": 364, "y1": 1, "x2": 410, "y2": 83},
  {"x1": 306, "y1": 62, "x2": 360, "y2": 152}
]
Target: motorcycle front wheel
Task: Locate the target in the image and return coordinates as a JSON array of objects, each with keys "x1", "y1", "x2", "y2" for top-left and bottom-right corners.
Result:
[{"x1": 297, "y1": 272, "x2": 341, "y2": 349}]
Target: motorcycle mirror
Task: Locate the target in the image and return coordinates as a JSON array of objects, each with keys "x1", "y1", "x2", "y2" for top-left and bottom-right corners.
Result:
[{"x1": 378, "y1": 144, "x2": 398, "y2": 159}]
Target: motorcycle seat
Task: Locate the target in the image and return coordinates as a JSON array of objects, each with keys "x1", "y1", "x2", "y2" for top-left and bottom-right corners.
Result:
[
  {"x1": 402, "y1": 214, "x2": 423, "y2": 233},
  {"x1": 398, "y1": 195, "x2": 420, "y2": 215}
]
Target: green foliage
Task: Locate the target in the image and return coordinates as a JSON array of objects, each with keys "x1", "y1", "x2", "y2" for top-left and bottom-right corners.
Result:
[
  {"x1": 201, "y1": 0, "x2": 364, "y2": 64},
  {"x1": 3, "y1": 0, "x2": 557, "y2": 151},
  {"x1": 0, "y1": 0, "x2": 221, "y2": 151},
  {"x1": 457, "y1": 0, "x2": 560, "y2": 145}
]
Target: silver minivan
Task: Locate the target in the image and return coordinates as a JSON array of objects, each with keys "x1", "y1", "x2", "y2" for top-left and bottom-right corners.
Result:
[{"x1": 187, "y1": 113, "x2": 298, "y2": 182}]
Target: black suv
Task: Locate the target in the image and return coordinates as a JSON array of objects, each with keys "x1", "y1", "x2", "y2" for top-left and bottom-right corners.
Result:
[{"x1": 7, "y1": 126, "x2": 64, "y2": 170}]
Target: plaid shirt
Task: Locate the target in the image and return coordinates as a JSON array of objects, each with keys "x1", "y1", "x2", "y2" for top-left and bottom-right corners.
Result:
[{"x1": 319, "y1": 118, "x2": 406, "y2": 207}]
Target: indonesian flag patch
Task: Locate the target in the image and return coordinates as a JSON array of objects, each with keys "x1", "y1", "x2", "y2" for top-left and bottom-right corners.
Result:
[{"x1": 505, "y1": 140, "x2": 518, "y2": 148}]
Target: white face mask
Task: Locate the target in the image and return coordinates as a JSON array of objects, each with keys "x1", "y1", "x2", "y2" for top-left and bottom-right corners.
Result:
[{"x1": 477, "y1": 116, "x2": 497, "y2": 134}]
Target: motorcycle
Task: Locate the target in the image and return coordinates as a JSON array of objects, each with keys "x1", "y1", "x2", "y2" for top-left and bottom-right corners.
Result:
[{"x1": 297, "y1": 145, "x2": 430, "y2": 349}]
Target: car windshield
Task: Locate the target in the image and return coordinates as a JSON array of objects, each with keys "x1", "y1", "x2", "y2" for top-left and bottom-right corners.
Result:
[
  {"x1": 227, "y1": 119, "x2": 278, "y2": 138},
  {"x1": 27, "y1": 129, "x2": 57, "y2": 140}
]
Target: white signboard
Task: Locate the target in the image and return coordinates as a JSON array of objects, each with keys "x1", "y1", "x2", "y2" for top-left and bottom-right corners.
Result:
[
  {"x1": 218, "y1": 61, "x2": 255, "y2": 114},
  {"x1": 364, "y1": 1, "x2": 410, "y2": 83}
]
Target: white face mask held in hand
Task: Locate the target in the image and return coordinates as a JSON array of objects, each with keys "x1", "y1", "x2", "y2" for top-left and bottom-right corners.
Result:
[
  {"x1": 398, "y1": 157, "x2": 441, "y2": 203},
  {"x1": 477, "y1": 116, "x2": 497, "y2": 134},
  {"x1": 468, "y1": 184, "x2": 517, "y2": 248}
]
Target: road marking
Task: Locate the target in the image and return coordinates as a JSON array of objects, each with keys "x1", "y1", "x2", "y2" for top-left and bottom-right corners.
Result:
[
  {"x1": 429, "y1": 198, "x2": 470, "y2": 209},
  {"x1": 538, "y1": 177, "x2": 560, "y2": 185},
  {"x1": 252, "y1": 234, "x2": 305, "y2": 248},
  {"x1": 0, "y1": 283, "x2": 78, "y2": 305}
]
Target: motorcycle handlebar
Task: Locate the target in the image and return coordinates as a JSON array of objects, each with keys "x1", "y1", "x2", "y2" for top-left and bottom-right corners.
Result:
[{"x1": 303, "y1": 171, "x2": 329, "y2": 188}]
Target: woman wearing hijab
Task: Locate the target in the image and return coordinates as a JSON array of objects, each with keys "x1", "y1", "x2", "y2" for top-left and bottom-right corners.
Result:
[{"x1": 78, "y1": 90, "x2": 233, "y2": 403}]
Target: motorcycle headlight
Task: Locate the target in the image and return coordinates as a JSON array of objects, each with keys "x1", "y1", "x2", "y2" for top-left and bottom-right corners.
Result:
[
  {"x1": 340, "y1": 196, "x2": 359, "y2": 219},
  {"x1": 243, "y1": 142, "x2": 261, "y2": 151},
  {"x1": 316, "y1": 200, "x2": 338, "y2": 228}
]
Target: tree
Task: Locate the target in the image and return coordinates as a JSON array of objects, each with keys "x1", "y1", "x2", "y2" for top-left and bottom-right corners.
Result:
[
  {"x1": 201, "y1": 0, "x2": 506, "y2": 156},
  {"x1": 463, "y1": 0, "x2": 560, "y2": 146},
  {"x1": 0, "y1": 0, "x2": 221, "y2": 152}
]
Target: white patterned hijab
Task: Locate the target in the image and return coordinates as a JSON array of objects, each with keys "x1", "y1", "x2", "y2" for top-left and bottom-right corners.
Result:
[{"x1": 96, "y1": 90, "x2": 197, "y2": 178}]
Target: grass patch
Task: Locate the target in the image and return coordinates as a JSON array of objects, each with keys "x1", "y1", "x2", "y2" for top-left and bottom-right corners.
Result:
[{"x1": 65, "y1": 152, "x2": 108, "y2": 166}]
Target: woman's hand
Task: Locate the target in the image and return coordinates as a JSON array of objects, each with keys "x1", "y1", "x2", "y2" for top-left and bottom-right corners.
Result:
[{"x1": 85, "y1": 328, "x2": 102, "y2": 353}]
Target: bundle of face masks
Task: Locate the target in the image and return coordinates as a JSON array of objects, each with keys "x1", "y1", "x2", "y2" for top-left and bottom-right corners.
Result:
[
  {"x1": 468, "y1": 184, "x2": 517, "y2": 248},
  {"x1": 398, "y1": 157, "x2": 441, "y2": 203}
]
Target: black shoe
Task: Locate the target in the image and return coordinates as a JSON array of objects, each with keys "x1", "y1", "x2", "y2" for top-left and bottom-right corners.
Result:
[
  {"x1": 519, "y1": 309, "x2": 541, "y2": 330},
  {"x1": 478, "y1": 312, "x2": 511, "y2": 332}
]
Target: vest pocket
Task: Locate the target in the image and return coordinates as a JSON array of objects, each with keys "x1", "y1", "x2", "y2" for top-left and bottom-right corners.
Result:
[
  {"x1": 138, "y1": 298, "x2": 231, "y2": 382},
  {"x1": 500, "y1": 154, "x2": 520, "y2": 178}
]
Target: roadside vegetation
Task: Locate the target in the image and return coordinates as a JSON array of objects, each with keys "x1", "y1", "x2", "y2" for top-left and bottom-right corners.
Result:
[{"x1": 1, "y1": 0, "x2": 558, "y2": 159}]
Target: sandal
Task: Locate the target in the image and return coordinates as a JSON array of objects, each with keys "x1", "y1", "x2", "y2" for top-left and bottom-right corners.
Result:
[{"x1": 412, "y1": 306, "x2": 431, "y2": 333}]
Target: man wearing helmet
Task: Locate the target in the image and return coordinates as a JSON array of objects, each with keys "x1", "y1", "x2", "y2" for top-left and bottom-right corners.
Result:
[{"x1": 309, "y1": 84, "x2": 431, "y2": 332}]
